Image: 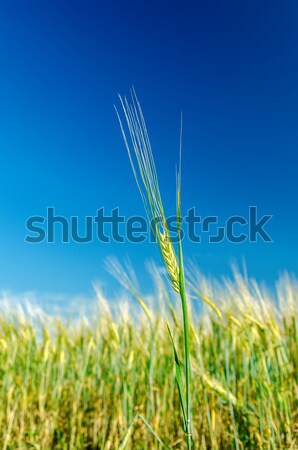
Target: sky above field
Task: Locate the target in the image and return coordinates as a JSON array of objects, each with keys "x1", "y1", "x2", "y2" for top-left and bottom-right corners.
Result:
[{"x1": 0, "y1": 1, "x2": 297, "y2": 302}]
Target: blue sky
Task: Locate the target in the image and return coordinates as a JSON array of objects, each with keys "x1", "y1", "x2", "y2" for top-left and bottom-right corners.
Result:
[{"x1": 0, "y1": 0, "x2": 297, "y2": 300}]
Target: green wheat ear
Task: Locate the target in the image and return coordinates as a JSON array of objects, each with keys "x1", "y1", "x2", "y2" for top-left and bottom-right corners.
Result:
[
  {"x1": 159, "y1": 230, "x2": 180, "y2": 294},
  {"x1": 114, "y1": 88, "x2": 180, "y2": 295}
]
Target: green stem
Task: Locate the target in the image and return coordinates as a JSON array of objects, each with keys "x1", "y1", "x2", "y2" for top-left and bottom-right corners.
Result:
[{"x1": 178, "y1": 241, "x2": 192, "y2": 450}]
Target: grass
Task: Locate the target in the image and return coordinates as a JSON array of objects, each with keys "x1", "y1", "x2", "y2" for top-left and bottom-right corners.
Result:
[{"x1": 0, "y1": 268, "x2": 297, "y2": 449}]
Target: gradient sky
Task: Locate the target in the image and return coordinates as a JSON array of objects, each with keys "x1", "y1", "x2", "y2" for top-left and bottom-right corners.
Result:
[{"x1": 0, "y1": 0, "x2": 297, "y2": 300}]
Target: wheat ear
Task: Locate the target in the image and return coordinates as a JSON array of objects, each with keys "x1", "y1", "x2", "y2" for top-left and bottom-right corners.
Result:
[{"x1": 159, "y1": 230, "x2": 180, "y2": 294}]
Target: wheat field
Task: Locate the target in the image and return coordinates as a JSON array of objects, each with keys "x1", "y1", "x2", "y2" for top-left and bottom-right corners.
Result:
[{"x1": 0, "y1": 266, "x2": 297, "y2": 450}]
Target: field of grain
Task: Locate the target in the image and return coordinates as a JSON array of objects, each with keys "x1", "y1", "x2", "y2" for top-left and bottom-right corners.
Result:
[{"x1": 0, "y1": 267, "x2": 297, "y2": 450}]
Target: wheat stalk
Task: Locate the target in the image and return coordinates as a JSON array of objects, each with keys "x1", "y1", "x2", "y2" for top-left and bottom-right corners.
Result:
[{"x1": 116, "y1": 88, "x2": 193, "y2": 449}]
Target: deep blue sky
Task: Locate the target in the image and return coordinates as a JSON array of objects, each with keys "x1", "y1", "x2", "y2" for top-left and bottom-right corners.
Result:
[{"x1": 0, "y1": 0, "x2": 297, "y2": 299}]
